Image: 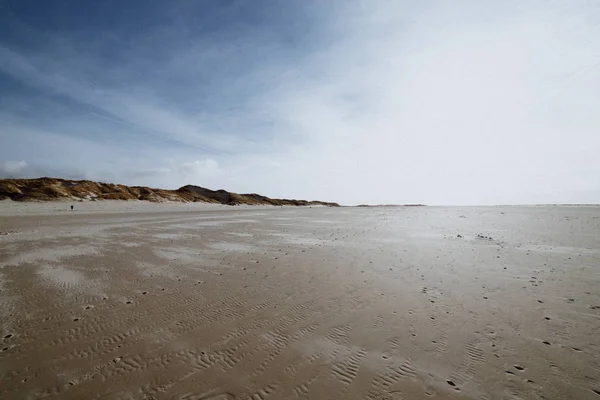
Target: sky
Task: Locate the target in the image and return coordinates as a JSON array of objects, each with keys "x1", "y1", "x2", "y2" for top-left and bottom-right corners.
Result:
[{"x1": 1, "y1": 0, "x2": 599, "y2": 205}]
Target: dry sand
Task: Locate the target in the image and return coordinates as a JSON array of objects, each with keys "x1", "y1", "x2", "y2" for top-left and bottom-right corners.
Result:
[{"x1": 1, "y1": 202, "x2": 599, "y2": 399}]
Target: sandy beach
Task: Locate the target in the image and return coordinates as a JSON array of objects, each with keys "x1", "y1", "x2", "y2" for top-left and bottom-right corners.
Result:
[{"x1": 1, "y1": 202, "x2": 599, "y2": 400}]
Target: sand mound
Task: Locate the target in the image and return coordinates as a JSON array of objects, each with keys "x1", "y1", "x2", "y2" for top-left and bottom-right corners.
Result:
[{"x1": 0, "y1": 178, "x2": 339, "y2": 207}]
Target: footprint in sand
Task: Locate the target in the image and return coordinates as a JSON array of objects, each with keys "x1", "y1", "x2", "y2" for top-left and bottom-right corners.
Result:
[{"x1": 446, "y1": 380, "x2": 459, "y2": 390}]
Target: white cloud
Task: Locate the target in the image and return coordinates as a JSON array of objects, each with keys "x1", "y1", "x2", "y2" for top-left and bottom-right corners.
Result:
[
  {"x1": 239, "y1": 0, "x2": 600, "y2": 204},
  {"x1": 178, "y1": 159, "x2": 219, "y2": 176},
  {"x1": 0, "y1": 160, "x2": 28, "y2": 175}
]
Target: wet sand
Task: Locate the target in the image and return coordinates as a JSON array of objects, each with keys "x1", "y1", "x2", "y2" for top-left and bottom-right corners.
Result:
[{"x1": 1, "y1": 203, "x2": 599, "y2": 399}]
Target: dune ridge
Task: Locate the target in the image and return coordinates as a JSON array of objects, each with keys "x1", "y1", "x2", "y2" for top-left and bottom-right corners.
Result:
[{"x1": 0, "y1": 177, "x2": 340, "y2": 207}]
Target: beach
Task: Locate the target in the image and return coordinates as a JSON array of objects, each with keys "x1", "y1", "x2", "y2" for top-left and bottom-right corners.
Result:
[{"x1": 1, "y1": 202, "x2": 599, "y2": 399}]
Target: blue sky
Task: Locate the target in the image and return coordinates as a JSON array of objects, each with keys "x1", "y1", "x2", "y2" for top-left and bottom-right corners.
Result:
[{"x1": 1, "y1": 0, "x2": 599, "y2": 205}]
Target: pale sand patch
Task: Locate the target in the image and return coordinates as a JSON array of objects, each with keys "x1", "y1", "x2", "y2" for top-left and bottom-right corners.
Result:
[
  {"x1": 38, "y1": 264, "x2": 86, "y2": 286},
  {"x1": 1, "y1": 244, "x2": 99, "y2": 266},
  {"x1": 209, "y1": 242, "x2": 255, "y2": 252},
  {"x1": 0, "y1": 204, "x2": 599, "y2": 400}
]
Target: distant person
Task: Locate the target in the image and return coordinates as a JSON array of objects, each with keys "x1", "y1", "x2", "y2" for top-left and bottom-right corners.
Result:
[{"x1": 71, "y1": 205, "x2": 74, "y2": 211}]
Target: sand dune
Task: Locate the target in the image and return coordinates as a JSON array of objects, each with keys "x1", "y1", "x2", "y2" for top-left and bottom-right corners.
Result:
[
  {"x1": 1, "y1": 204, "x2": 599, "y2": 399},
  {"x1": 0, "y1": 178, "x2": 340, "y2": 207}
]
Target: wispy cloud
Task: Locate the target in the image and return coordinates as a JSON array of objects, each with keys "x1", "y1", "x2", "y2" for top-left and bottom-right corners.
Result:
[
  {"x1": 1, "y1": 0, "x2": 599, "y2": 204},
  {"x1": 0, "y1": 44, "x2": 252, "y2": 154},
  {"x1": 0, "y1": 160, "x2": 28, "y2": 176}
]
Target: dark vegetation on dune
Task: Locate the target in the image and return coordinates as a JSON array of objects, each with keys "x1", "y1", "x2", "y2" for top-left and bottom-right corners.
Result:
[{"x1": 0, "y1": 178, "x2": 340, "y2": 207}]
